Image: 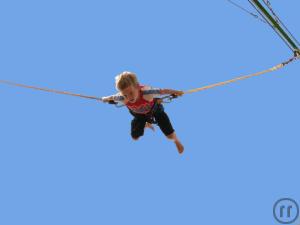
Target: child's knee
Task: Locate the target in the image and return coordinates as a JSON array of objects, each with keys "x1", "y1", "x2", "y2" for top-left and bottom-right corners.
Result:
[
  {"x1": 132, "y1": 136, "x2": 140, "y2": 141},
  {"x1": 166, "y1": 132, "x2": 175, "y2": 140},
  {"x1": 131, "y1": 133, "x2": 143, "y2": 140}
]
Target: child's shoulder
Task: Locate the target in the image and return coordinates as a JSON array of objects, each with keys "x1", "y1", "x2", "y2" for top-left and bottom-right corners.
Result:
[
  {"x1": 141, "y1": 85, "x2": 161, "y2": 95},
  {"x1": 140, "y1": 84, "x2": 151, "y2": 91}
]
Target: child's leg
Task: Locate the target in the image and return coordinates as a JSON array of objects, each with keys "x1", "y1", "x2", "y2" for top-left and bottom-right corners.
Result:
[
  {"x1": 166, "y1": 132, "x2": 184, "y2": 154},
  {"x1": 154, "y1": 106, "x2": 184, "y2": 154},
  {"x1": 131, "y1": 117, "x2": 146, "y2": 140}
]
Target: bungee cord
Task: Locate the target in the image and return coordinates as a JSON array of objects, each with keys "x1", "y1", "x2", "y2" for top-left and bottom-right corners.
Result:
[
  {"x1": 1, "y1": 0, "x2": 299, "y2": 105},
  {"x1": 0, "y1": 79, "x2": 102, "y2": 101},
  {"x1": 1, "y1": 55, "x2": 298, "y2": 105},
  {"x1": 184, "y1": 55, "x2": 298, "y2": 94}
]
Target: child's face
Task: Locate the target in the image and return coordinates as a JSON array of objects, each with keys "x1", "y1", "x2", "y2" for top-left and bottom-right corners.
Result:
[{"x1": 121, "y1": 85, "x2": 139, "y2": 103}]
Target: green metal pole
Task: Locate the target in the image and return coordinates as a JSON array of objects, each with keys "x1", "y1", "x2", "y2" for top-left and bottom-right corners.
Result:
[{"x1": 250, "y1": 0, "x2": 299, "y2": 53}]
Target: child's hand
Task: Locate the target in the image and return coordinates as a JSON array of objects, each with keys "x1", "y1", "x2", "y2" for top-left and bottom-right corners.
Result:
[
  {"x1": 100, "y1": 97, "x2": 110, "y2": 103},
  {"x1": 100, "y1": 97, "x2": 106, "y2": 102},
  {"x1": 172, "y1": 90, "x2": 184, "y2": 96}
]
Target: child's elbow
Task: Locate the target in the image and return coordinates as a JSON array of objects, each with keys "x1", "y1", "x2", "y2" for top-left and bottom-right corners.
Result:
[{"x1": 160, "y1": 89, "x2": 166, "y2": 95}]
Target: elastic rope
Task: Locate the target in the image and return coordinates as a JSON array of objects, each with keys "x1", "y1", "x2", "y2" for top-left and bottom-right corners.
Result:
[
  {"x1": 184, "y1": 56, "x2": 297, "y2": 94},
  {"x1": 0, "y1": 79, "x2": 103, "y2": 101},
  {"x1": 0, "y1": 56, "x2": 298, "y2": 101}
]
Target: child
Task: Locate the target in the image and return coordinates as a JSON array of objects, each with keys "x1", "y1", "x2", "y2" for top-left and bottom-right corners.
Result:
[{"x1": 101, "y1": 71, "x2": 184, "y2": 154}]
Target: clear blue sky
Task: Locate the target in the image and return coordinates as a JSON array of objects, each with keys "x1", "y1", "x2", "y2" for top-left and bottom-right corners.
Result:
[{"x1": 1, "y1": 1, "x2": 299, "y2": 225}]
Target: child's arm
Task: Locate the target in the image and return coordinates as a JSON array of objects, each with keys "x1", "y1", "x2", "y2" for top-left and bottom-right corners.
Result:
[
  {"x1": 159, "y1": 89, "x2": 184, "y2": 96},
  {"x1": 101, "y1": 94, "x2": 125, "y2": 103},
  {"x1": 101, "y1": 96, "x2": 113, "y2": 102},
  {"x1": 142, "y1": 86, "x2": 184, "y2": 100}
]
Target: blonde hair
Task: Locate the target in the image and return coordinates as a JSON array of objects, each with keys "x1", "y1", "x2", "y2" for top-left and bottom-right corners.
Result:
[{"x1": 115, "y1": 71, "x2": 139, "y2": 91}]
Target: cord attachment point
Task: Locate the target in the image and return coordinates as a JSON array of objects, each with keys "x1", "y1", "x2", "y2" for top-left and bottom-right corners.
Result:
[{"x1": 160, "y1": 94, "x2": 179, "y2": 104}]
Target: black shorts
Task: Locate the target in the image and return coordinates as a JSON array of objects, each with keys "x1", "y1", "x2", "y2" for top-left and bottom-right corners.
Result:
[{"x1": 130, "y1": 104, "x2": 175, "y2": 139}]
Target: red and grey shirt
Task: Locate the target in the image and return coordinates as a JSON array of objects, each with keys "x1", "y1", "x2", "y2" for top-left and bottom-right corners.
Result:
[{"x1": 110, "y1": 85, "x2": 162, "y2": 115}]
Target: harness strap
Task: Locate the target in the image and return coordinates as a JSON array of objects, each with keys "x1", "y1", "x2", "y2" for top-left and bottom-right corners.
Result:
[{"x1": 129, "y1": 98, "x2": 161, "y2": 124}]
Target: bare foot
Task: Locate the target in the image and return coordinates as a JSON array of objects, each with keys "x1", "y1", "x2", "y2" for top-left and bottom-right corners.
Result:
[
  {"x1": 145, "y1": 122, "x2": 155, "y2": 131},
  {"x1": 175, "y1": 140, "x2": 184, "y2": 154}
]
